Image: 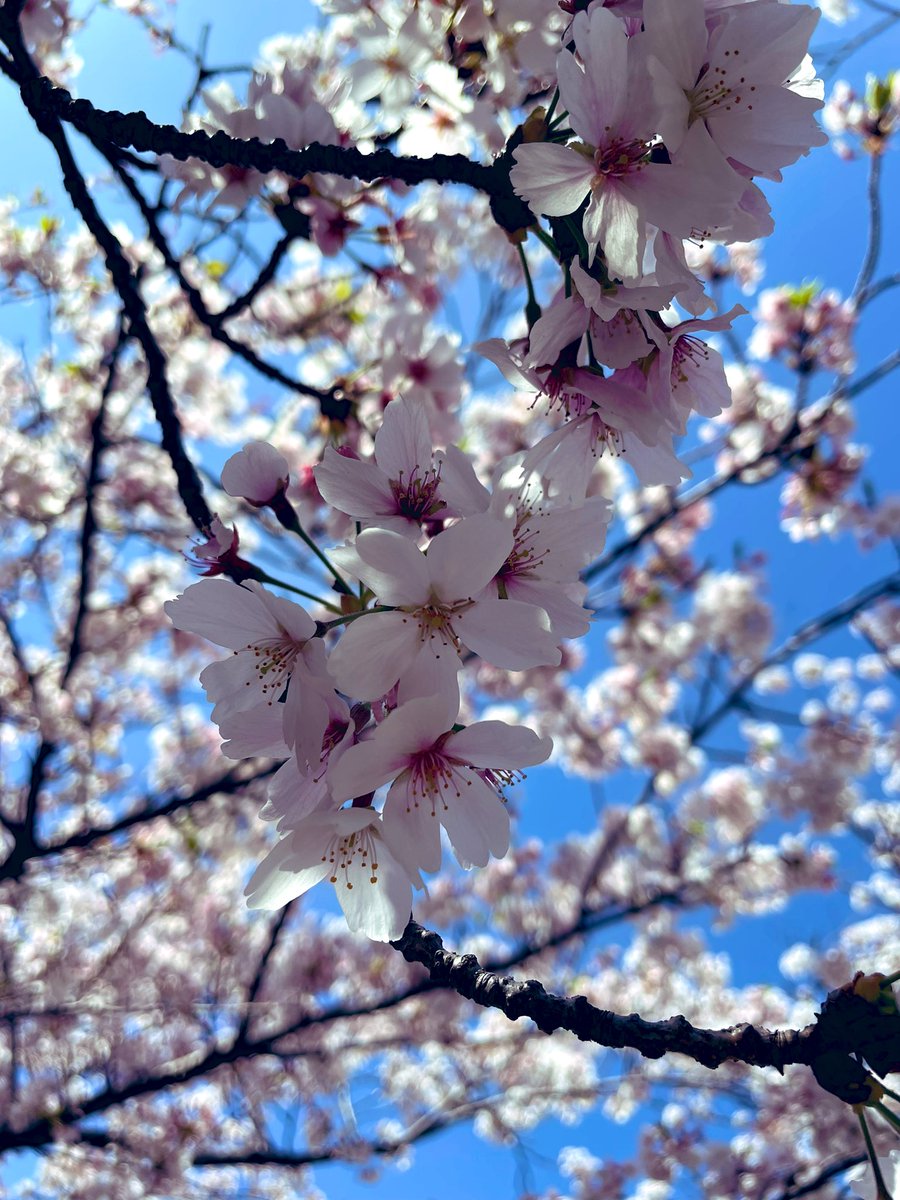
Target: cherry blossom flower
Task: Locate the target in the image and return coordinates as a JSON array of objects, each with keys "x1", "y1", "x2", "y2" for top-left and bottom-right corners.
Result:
[
  {"x1": 749, "y1": 283, "x2": 856, "y2": 374},
  {"x1": 824, "y1": 73, "x2": 899, "y2": 157},
  {"x1": 643, "y1": 0, "x2": 827, "y2": 180},
  {"x1": 620, "y1": 304, "x2": 745, "y2": 438},
  {"x1": 327, "y1": 517, "x2": 561, "y2": 700},
  {"x1": 165, "y1": 579, "x2": 335, "y2": 770},
  {"x1": 314, "y1": 397, "x2": 455, "y2": 536},
  {"x1": 510, "y1": 7, "x2": 744, "y2": 279},
  {"x1": 348, "y1": 11, "x2": 435, "y2": 115},
  {"x1": 487, "y1": 461, "x2": 611, "y2": 639},
  {"x1": 521, "y1": 411, "x2": 688, "y2": 500},
  {"x1": 245, "y1": 806, "x2": 421, "y2": 942},
  {"x1": 328, "y1": 690, "x2": 552, "y2": 873}
]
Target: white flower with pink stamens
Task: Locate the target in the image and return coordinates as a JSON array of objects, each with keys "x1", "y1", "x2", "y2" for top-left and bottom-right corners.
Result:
[
  {"x1": 165, "y1": 579, "x2": 335, "y2": 772},
  {"x1": 510, "y1": 6, "x2": 743, "y2": 279},
  {"x1": 327, "y1": 515, "x2": 561, "y2": 701},
  {"x1": 328, "y1": 690, "x2": 552, "y2": 874},
  {"x1": 314, "y1": 397, "x2": 464, "y2": 537},
  {"x1": 245, "y1": 807, "x2": 420, "y2": 942}
]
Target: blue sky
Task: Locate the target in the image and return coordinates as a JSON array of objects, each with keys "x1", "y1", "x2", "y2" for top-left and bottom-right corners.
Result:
[{"x1": 0, "y1": 2, "x2": 898, "y2": 1197}]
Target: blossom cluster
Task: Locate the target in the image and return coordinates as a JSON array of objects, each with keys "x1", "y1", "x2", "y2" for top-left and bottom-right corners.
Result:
[
  {"x1": 165, "y1": 0, "x2": 830, "y2": 942},
  {"x1": 167, "y1": 404, "x2": 614, "y2": 939}
]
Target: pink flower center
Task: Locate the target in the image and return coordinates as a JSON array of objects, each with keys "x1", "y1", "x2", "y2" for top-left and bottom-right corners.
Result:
[
  {"x1": 591, "y1": 138, "x2": 649, "y2": 183},
  {"x1": 389, "y1": 466, "x2": 444, "y2": 522},
  {"x1": 671, "y1": 335, "x2": 712, "y2": 391},
  {"x1": 540, "y1": 364, "x2": 593, "y2": 418},
  {"x1": 405, "y1": 748, "x2": 472, "y2": 814},
  {"x1": 399, "y1": 597, "x2": 471, "y2": 654}
]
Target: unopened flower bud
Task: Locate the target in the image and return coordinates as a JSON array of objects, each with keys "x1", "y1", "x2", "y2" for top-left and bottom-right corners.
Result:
[{"x1": 221, "y1": 441, "x2": 290, "y2": 506}]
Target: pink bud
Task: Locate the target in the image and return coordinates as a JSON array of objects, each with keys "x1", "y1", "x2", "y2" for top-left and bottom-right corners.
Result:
[{"x1": 221, "y1": 441, "x2": 290, "y2": 505}]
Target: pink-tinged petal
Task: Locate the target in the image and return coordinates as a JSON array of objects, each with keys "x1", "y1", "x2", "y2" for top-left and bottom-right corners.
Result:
[
  {"x1": 714, "y1": 2, "x2": 820, "y2": 88},
  {"x1": 435, "y1": 444, "x2": 491, "y2": 516},
  {"x1": 330, "y1": 691, "x2": 462, "y2": 801},
  {"x1": 625, "y1": 437, "x2": 690, "y2": 487},
  {"x1": 504, "y1": 575, "x2": 592, "y2": 640},
  {"x1": 218, "y1": 703, "x2": 288, "y2": 760},
  {"x1": 643, "y1": 0, "x2": 705, "y2": 91},
  {"x1": 562, "y1": 7, "x2": 628, "y2": 143},
  {"x1": 327, "y1": 736, "x2": 406, "y2": 803},
  {"x1": 642, "y1": 124, "x2": 744, "y2": 234},
  {"x1": 527, "y1": 296, "x2": 589, "y2": 368},
  {"x1": 534, "y1": 500, "x2": 610, "y2": 578},
  {"x1": 448, "y1": 720, "x2": 552, "y2": 769},
  {"x1": 382, "y1": 775, "x2": 444, "y2": 874},
  {"x1": 314, "y1": 445, "x2": 395, "y2": 519},
  {"x1": 426, "y1": 514, "x2": 514, "y2": 602},
  {"x1": 661, "y1": 303, "x2": 747, "y2": 343},
  {"x1": 671, "y1": 339, "x2": 731, "y2": 421},
  {"x1": 571, "y1": 261, "x2": 677, "y2": 319},
  {"x1": 585, "y1": 185, "x2": 642, "y2": 279},
  {"x1": 573, "y1": 368, "x2": 662, "y2": 448},
  {"x1": 202, "y1": 655, "x2": 264, "y2": 716},
  {"x1": 440, "y1": 772, "x2": 510, "y2": 868},
  {"x1": 520, "y1": 420, "x2": 594, "y2": 505},
  {"x1": 510, "y1": 143, "x2": 594, "y2": 218},
  {"x1": 455, "y1": 597, "x2": 561, "y2": 670},
  {"x1": 706, "y1": 86, "x2": 827, "y2": 180},
  {"x1": 396, "y1": 647, "x2": 461, "y2": 705},
  {"x1": 336, "y1": 833, "x2": 414, "y2": 942},
  {"x1": 282, "y1": 672, "x2": 331, "y2": 773},
  {"x1": 328, "y1": 610, "x2": 419, "y2": 700},
  {"x1": 473, "y1": 339, "x2": 537, "y2": 391},
  {"x1": 588, "y1": 309, "x2": 653, "y2": 370},
  {"x1": 373, "y1": 690, "x2": 460, "y2": 758},
  {"x1": 646, "y1": 58, "x2": 693, "y2": 153},
  {"x1": 262, "y1": 759, "x2": 330, "y2": 828},
  {"x1": 244, "y1": 835, "x2": 330, "y2": 908},
  {"x1": 374, "y1": 397, "x2": 433, "y2": 482},
  {"x1": 165, "y1": 580, "x2": 275, "y2": 649},
  {"x1": 352, "y1": 528, "x2": 431, "y2": 605},
  {"x1": 256, "y1": 587, "x2": 317, "y2": 643}
]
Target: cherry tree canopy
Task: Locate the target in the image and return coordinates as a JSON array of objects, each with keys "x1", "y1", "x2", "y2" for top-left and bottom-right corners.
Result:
[{"x1": 0, "y1": 0, "x2": 898, "y2": 1197}]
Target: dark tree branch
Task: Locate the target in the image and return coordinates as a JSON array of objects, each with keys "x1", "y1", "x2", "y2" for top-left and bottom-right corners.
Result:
[
  {"x1": 216, "y1": 230, "x2": 293, "y2": 323},
  {"x1": 235, "y1": 901, "x2": 294, "y2": 1045},
  {"x1": 0, "y1": 762, "x2": 277, "y2": 881},
  {"x1": 0, "y1": 15, "x2": 213, "y2": 533},
  {"x1": 18, "y1": 75, "x2": 534, "y2": 233},
  {"x1": 692, "y1": 572, "x2": 900, "y2": 743},
  {"x1": 100, "y1": 153, "x2": 352, "y2": 419},
  {"x1": 61, "y1": 325, "x2": 127, "y2": 689},
  {"x1": 390, "y1": 921, "x2": 816, "y2": 1072},
  {"x1": 770, "y1": 1154, "x2": 865, "y2": 1200},
  {"x1": 585, "y1": 350, "x2": 900, "y2": 586}
]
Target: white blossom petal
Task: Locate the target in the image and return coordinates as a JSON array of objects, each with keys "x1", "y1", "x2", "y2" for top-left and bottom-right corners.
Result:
[{"x1": 455, "y1": 598, "x2": 561, "y2": 670}]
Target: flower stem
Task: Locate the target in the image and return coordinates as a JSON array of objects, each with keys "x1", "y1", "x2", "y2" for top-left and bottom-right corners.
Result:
[
  {"x1": 270, "y1": 493, "x2": 352, "y2": 594},
  {"x1": 517, "y1": 242, "x2": 542, "y2": 329},
  {"x1": 531, "y1": 225, "x2": 560, "y2": 261},
  {"x1": 255, "y1": 571, "x2": 339, "y2": 612},
  {"x1": 316, "y1": 606, "x2": 395, "y2": 634},
  {"x1": 874, "y1": 1102, "x2": 900, "y2": 1138},
  {"x1": 858, "y1": 1108, "x2": 895, "y2": 1199}
]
